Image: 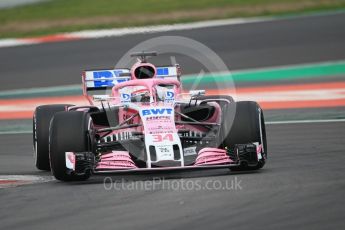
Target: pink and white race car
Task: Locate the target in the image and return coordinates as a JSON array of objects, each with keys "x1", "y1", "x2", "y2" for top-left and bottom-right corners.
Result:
[{"x1": 33, "y1": 52, "x2": 267, "y2": 181}]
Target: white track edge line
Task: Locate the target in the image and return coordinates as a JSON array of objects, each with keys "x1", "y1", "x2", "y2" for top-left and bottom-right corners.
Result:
[
  {"x1": 266, "y1": 118, "x2": 345, "y2": 124},
  {"x1": 0, "y1": 17, "x2": 271, "y2": 48},
  {"x1": 1, "y1": 11, "x2": 343, "y2": 48},
  {"x1": 0, "y1": 131, "x2": 32, "y2": 135}
]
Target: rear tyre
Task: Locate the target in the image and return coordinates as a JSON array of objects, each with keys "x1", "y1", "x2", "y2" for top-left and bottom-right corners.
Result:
[
  {"x1": 33, "y1": 104, "x2": 72, "y2": 171},
  {"x1": 220, "y1": 101, "x2": 267, "y2": 170},
  {"x1": 49, "y1": 111, "x2": 94, "y2": 181}
]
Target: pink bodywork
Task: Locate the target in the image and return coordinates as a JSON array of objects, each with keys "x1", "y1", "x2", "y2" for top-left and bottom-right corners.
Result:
[
  {"x1": 94, "y1": 144, "x2": 264, "y2": 170},
  {"x1": 195, "y1": 148, "x2": 232, "y2": 165},
  {"x1": 95, "y1": 147, "x2": 232, "y2": 170},
  {"x1": 81, "y1": 62, "x2": 241, "y2": 171},
  {"x1": 130, "y1": 62, "x2": 157, "y2": 80},
  {"x1": 111, "y1": 78, "x2": 182, "y2": 103},
  {"x1": 96, "y1": 151, "x2": 138, "y2": 169}
]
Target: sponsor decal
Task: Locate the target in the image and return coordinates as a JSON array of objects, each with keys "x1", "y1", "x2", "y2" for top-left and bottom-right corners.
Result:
[
  {"x1": 146, "y1": 116, "x2": 170, "y2": 121},
  {"x1": 92, "y1": 70, "x2": 127, "y2": 87},
  {"x1": 140, "y1": 107, "x2": 176, "y2": 134},
  {"x1": 165, "y1": 91, "x2": 174, "y2": 99},
  {"x1": 120, "y1": 93, "x2": 131, "y2": 103},
  {"x1": 155, "y1": 145, "x2": 174, "y2": 161},
  {"x1": 156, "y1": 67, "x2": 169, "y2": 76},
  {"x1": 141, "y1": 108, "x2": 173, "y2": 116},
  {"x1": 183, "y1": 146, "x2": 197, "y2": 156},
  {"x1": 164, "y1": 90, "x2": 175, "y2": 103}
]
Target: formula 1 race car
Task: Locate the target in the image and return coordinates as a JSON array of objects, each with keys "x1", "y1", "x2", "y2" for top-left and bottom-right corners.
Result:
[{"x1": 33, "y1": 51, "x2": 267, "y2": 181}]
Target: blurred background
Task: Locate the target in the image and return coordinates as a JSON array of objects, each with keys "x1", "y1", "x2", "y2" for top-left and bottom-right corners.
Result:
[
  {"x1": 0, "y1": 0, "x2": 345, "y2": 131},
  {"x1": 0, "y1": 0, "x2": 345, "y2": 129},
  {"x1": 1, "y1": 0, "x2": 344, "y2": 38}
]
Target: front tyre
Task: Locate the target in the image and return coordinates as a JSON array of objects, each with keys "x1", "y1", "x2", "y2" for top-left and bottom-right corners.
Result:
[
  {"x1": 49, "y1": 111, "x2": 94, "y2": 181},
  {"x1": 33, "y1": 104, "x2": 72, "y2": 170},
  {"x1": 221, "y1": 101, "x2": 267, "y2": 170}
]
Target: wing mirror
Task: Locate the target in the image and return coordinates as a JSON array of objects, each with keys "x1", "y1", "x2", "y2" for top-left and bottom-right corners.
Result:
[
  {"x1": 189, "y1": 90, "x2": 205, "y2": 97},
  {"x1": 93, "y1": 95, "x2": 111, "y2": 101}
]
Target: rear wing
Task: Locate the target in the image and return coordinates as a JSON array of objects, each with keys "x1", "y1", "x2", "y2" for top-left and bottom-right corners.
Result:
[
  {"x1": 82, "y1": 66, "x2": 181, "y2": 104},
  {"x1": 83, "y1": 66, "x2": 180, "y2": 90}
]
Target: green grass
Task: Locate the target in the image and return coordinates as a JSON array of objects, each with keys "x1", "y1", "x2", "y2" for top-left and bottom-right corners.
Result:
[
  {"x1": 0, "y1": 0, "x2": 231, "y2": 22},
  {"x1": 1, "y1": 0, "x2": 345, "y2": 38}
]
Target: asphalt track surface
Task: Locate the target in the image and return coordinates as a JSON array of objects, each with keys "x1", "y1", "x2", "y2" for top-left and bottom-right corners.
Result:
[
  {"x1": 1, "y1": 12, "x2": 345, "y2": 230},
  {"x1": 1, "y1": 122, "x2": 345, "y2": 230}
]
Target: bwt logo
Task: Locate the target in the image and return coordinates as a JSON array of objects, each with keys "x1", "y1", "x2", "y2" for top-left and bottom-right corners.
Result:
[
  {"x1": 142, "y1": 108, "x2": 173, "y2": 116},
  {"x1": 121, "y1": 93, "x2": 130, "y2": 101},
  {"x1": 165, "y1": 91, "x2": 174, "y2": 99}
]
